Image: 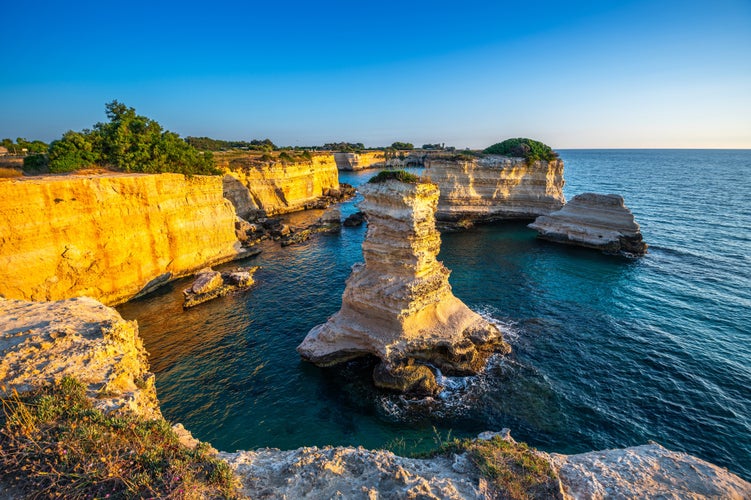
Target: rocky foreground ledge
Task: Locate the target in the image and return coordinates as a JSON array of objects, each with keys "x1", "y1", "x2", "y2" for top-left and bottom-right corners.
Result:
[{"x1": 1, "y1": 297, "x2": 749, "y2": 498}]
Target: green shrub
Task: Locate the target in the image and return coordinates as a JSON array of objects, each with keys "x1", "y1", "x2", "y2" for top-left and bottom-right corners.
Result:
[
  {"x1": 367, "y1": 170, "x2": 420, "y2": 184},
  {"x1": 483, "y1": 138, "x2": 558, "y2": 163},
  {"x1": 22, "y1": 154, "x2": 49, "y2": 172}
]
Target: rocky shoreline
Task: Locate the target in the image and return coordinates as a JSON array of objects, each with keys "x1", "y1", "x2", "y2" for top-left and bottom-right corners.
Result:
[{"x1": 1, "y1": 296, "x2": 748, "y2": 498}]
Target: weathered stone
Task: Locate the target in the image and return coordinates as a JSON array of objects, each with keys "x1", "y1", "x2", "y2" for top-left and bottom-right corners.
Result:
[
  {"x1": 297, "y1": 179, "x2": 510, "y2": 393},
  {"x1": 528, "y1": 192, "x2": 647, "y2": 256},
  {"x1": 424, "y1": 154, "x2": 565, "y2": 225},
  {"x1": 0, "y1": 173, "x2": 250, "y2": 306},
  {"x1": 190, "y1": 269, "x2": 223, "y2": 294},
  {"x1": 343, "y1": 211, "x2": 366, "y2": 227},
  {"x1": 183, "y1": 266, "x2": 259, "y2": 308},
  {"x1": 373, "y1": 360, "x2": 441, "y2": 395},
  {"x1": 0, "y1": 297, "x2": 160, "y2": 418},
  {"x1": 333, "y1": 151, "x2": 387, "y2": 171}
]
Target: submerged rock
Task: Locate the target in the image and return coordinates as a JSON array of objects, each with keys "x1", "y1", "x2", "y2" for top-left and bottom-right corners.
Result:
[
  {"x1": 528, "y1": 193, "x2": 647, "y2": 256},
  {"x1": 183, "y1": 266, "x2": 259, "y2": 308},
  {"x1": 297, "y1": 178, "x2": 510, "y2": 395},
  {"x1": 343, "y1": 211, "x2": 366, "y2": 227}
]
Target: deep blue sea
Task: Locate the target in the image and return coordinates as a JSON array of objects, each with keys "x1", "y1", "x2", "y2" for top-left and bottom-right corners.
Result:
[{"x1": 117, "y1": 150, "x2": 751, "y2": 480}]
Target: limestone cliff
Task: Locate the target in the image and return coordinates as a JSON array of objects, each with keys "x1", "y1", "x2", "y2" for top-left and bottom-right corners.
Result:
[
  {"x1": 0, "y1": 297, "x2": 160, "y2": 418},
  {"x1": 297, "y1": 178, "x2": 510, "y2": 394},
  {"x1": 424, "y1": 154, "x2": 565, "y2": 225},
  {"x1": 528, "y1": 193, "x2": 647, "y2": 256},
  {"x1": 0, "y1": 173, "x2": 249, "y2": 306},
  {"x1": 222, "y1": 154, "x2": 340, "y2": 218},
  {"x1": 333, "y1": 151, "x2": 386, "y2": 171}
]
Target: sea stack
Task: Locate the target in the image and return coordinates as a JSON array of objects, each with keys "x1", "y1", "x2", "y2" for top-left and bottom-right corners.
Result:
[
  {"x1": 297, "y1": 173, "x2": 510, "y2": 394},
  {"x1": 424, "y1": 153, "x2": 565, "y2": 226},
  {"x1": 528, "y1": 193, "x2": 647, "y2": 256}
]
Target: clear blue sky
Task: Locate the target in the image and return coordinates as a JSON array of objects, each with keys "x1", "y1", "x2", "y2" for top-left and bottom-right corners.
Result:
[{"x1": 1, "y1": 0, "x2": 749, "y2": 149}]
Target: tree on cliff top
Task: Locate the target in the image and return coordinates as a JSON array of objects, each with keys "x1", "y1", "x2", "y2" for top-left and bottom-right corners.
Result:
[
  {"x1": 483, "y1": 138, "x2": 558, "y2": 163},
  {"x1": 46, "y1": 101, "x2": 218, "y2": 175}
]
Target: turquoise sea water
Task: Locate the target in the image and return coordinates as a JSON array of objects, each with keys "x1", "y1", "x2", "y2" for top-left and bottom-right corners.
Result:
[{"x1": 117, "y1": 150, "x2": 751, "y2": 480}]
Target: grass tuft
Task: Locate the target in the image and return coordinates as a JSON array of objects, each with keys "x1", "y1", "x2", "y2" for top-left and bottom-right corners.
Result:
[
  {"x1": 424, "y1": 435, "x2": 562, "y2": 499},
  {"x1": 0, "y1": 377, "x2": 237, "y2": 499}
]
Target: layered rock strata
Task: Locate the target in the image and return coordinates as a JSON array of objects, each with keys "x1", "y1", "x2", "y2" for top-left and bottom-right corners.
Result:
[
  {"x1": 424, "y1": 154, "x2": 565, "y2": 225},
  {"x1": 297, "y1": 179, "x2": 510, "y2": 394},
  {"x1": 0, "y1": 173, "x2": 250, "y2": 306},
  {"x1": 222, "y1": 155, "x2": 342, "y2": 218},
  {"x1": 0, "y1": 297, "x2": 160, "y2": 418},
  {"x1": 333, "y1": 151, "x2": 386, "y2": 171},
  {"x1": 528, "y1": 193, "x2": 647, "y2": 256}
]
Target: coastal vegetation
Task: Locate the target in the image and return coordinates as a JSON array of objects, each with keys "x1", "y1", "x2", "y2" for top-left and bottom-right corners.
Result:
[
  {"x1": 425, "y1": 434, "x2": 561, "y2": 500},
  {"x1": 367, "y1": 169, "x2": 420, "y2": 184},
  {"x1": 483, "y1": 138, "x2": 558, "y2": 163},
  {"x1": 1, "y1": 137, "x2": 48, "y2": 155},
  {"x1": 0, "y1": 377, "x2": 236, "y2": 498},
  {"x1": 30, "y1": 101, "x2": 218, "y2": 176}
]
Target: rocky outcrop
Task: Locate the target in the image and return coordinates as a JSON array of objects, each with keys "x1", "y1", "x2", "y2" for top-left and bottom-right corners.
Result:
[
  {"x1": 528, "y1": 193, "x2": 647, "y2": 256},
  {"x1": 2, "y1": 297, "x2": 748, "y2": 498},
  {"x1": 182, "y1": 266, "x2": 259, "y2": 308},
  {"x1": 224, "y1": 434, "x2": 751, "y2": 500},
  {"x1": 550, "y1": 443, "x2": 751, "y2": 499},
  {"x1": 424, "y1": 154, "x2": 565, "y2": 226},
  {"x1": 297, "y1": 179, "x2": 510, "y2": 394},
  {"x1": 333, "y1": 151, "x2": 386, "y2": 171},
  {"x1": 0, "y1": 173, "x2": 251, "y2": 306},
  {"x1": 222, "y1": 155, "x2": 341, "y2": 218},
  {"x1": 0, "y1": 297, "x2": 160, "y2": 418}
]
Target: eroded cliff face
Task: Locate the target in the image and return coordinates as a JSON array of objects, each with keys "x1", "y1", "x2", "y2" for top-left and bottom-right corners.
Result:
[
  {"x1": 0, "y1": 297, "x2": 160, "y2": 418},
  {"x1": 0, "y1": 173, "x2": 248, "y2": 305},
  {"x1": 529, "y1": 192, "x2": 647, "y2": 256},
  {"x1": 424, "y1": 154, "x2": 565, "y2": 225},
  {"x1": 297, "y1": 179, "x2": 510, "y2": 394},
  {"x1": 222, "y1": 154, "x2": 340, "y2": 218},
  {"x1": 333, "y1": 151, "x2": 386, "y2": 171}
]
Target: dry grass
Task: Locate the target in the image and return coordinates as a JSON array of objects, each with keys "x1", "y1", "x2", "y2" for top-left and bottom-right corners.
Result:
[
  {"x1": 0, "y1": 167, "x2": 23, "y2": 178},
  {"x1": 0, "y1": 377, "x2": 237, "y2": 499},
  {"x1": 427, "y1": 434, "x2": 562, "y2": 499}
]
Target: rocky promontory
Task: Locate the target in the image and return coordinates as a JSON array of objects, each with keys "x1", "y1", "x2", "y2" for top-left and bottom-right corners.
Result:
[
  {"x1": 297, "y1": 175, "x2": 510, "y2": 394},
  {"x1": 0, "y1": 173, "x2": 252, "y2": 306},
  {"x1": 333, "y1": 151, "x2": 387, "y2": 171},
  {"x1": 2, "y1": 297, "x2": 749, "y2": 498},
  {"x1": 528, "y1": 192, "x2": 647, "y2": 256},
  {"x1": 424, "y1": 153, "x2": 565, "y2": 226}
]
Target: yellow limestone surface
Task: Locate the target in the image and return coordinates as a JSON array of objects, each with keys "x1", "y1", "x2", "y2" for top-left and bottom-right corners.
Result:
[
  {"x1": 0, "y1": 173, "x2": 244, "y2": 305},
  {"x1": 222, "y1": 155, "x2": 339, "y2": 217}
]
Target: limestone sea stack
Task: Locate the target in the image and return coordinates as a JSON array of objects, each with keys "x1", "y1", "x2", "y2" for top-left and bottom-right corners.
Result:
[
  {"x1": 297, "y1": 175, "x2": 510, "y2": 394},
  {"x1": 424, "y1": 154, "x2": 565, "y2": 226},
  {"x1": 528, "y1": 193, "x2": 647, "y2": 256}
]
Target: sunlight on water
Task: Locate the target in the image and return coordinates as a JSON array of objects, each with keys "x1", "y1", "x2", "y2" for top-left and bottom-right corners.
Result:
[{"x1": 118, "y1": 152, "x2": 751, "y2": 479}]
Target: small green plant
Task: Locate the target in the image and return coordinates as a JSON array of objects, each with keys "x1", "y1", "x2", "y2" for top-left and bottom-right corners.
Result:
[
  {"x1": 367, "y1": 169, "x2": 420, "y2": 184},
  {"x1": 422, "y1": 435, "x2": 561, "y2": 500},
  {"x1": 483, "y1": 138, "x2": 558, "y2": 163},
  {"x1": 0, "y1": 377, "x2": 237, "y2": 498}
]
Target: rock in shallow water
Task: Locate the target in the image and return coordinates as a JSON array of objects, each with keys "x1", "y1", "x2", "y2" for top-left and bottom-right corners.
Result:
[
  {"x1": 529, "y1": 192, "x2": 648, "y2": 256},
  {"x1": 297, "y1": 178, "x2": 510, "y2": 395}
]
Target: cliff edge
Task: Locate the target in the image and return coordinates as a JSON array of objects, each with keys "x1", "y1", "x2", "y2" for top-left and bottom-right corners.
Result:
[{"x1": 0, "y1": 173, "x2": 250, "y2": 306}]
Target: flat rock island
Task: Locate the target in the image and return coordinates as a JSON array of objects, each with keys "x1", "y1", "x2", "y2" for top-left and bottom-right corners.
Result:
[
  {"x1": 297, "y1": 173, "x2": 510, "y2": 394},
  {"x1": 529, "y1": 192, "x2": 648, "y2": 256}
]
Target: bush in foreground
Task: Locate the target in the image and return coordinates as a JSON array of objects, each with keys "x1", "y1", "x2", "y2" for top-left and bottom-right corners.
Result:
[
  {"x1": 483, "y1": 138, "x2": 558, "y2": 163},
  {"x1": 0, "y1": 377, "x2": 236, "y2": 499}
]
